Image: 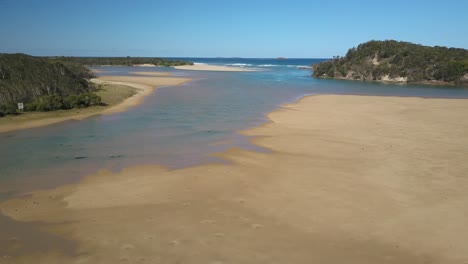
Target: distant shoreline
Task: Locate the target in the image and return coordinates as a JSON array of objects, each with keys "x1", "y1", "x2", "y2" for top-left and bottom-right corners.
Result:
[
  {"x1": 314, "y1": 74, "x2": 468, "y2": 88},
  {"x1": 174, "y1": 63, "x2": 260, "y2": 72},
  {"x1": 0, "y1": 74, "x2": 191, "y2": 133}
]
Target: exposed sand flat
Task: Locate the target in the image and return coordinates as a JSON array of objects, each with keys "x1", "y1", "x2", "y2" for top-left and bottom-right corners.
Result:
[
  {"x1": 133, "y1": 64, "x2": 157, "y2": 67},
  {"x1": 174, "y1": 63, "x2": 259, "y2": 72},
  {"x1": 2, "y1": 95, "x2": 468, "y2": 263},
  {"x1": 0, "y1": 75, "x2": 191, "y2": 133},
  {"x1": 130, "y1": 71, "x2": 172, "y2": 76},
  {"x1": 97, "y1": 75, "x2": 191, "y2": 87}
]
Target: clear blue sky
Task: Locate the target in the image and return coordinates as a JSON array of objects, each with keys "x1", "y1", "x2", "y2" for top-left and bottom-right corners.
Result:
[{"x1": 1, "y1": 0, "x2": 467, "y2": 58}]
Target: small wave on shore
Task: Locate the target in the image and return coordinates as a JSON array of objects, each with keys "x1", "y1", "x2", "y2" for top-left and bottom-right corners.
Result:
[
  {"x1": 258, "y1": 64, "x2": 279, "y2": 67},
  {"x1": 225, "y1": 63, "x2": 254, "y2": 67}
]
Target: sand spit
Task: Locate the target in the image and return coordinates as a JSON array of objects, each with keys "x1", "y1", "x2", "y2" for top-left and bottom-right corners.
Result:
[
  {"x1": 130, "y1": 71, "x2": 172, "y2": 76},
  {"x1": 133, "y1": 64, "x2": 158, "y2": 67},
  {"x1": 95, "y1": 75, "x2": 190, "y2": 115},
  {"x1": 1, "y1": 95, "x2": 468, "y2": 263},
  {"x1": 174, "y1": 64, "x2": 259, "y2": 72},
  {"x1": 0, "y1": 75, "x2": 191, "y2": 133}
]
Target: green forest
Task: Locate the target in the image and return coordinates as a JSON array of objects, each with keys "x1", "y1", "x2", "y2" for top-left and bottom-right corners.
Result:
[
  {"x1": 49, "y1": 56, "x2": 193, "y2": 67},
  {"x1": 0, "y1": 54, "x2": 193, "y2": 116},
  {"x1": 0, "y1": 54, "x2": 100, "y2": 116},
  {"x1": 313, "y1": 40, "x2": 468, "y2": 86}
]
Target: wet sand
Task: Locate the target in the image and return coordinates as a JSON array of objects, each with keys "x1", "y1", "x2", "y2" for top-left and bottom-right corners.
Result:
[
  {"x1": 0, "y1": 75, "x2": 191, "y2": 133},
  {"x1": 1, "y1": 95, "x2": 468, "y2": 263},
  {"x1": 174, "y1": 64, "x2": 259, "y2": 72}
]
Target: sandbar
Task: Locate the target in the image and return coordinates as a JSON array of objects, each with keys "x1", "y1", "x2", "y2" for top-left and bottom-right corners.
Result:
[
  {"x1": 174, "y1": 63, "x2": 259, "y2": 72},
  {"x1": 1, "y1": 95, "x2": 468, "y2": 263},
  {"x1": 133, "y1": 64, "x2": 157, "y2": 67}
]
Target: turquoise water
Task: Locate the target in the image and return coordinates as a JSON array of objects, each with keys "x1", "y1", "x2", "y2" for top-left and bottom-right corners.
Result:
[{"x1": 1, "y1": 58, "x2": 468, "y2": 198}]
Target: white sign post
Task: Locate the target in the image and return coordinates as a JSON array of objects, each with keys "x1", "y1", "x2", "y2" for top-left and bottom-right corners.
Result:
[{"x1": 18, "y1": 102, "x2": 24, "y2": 111}]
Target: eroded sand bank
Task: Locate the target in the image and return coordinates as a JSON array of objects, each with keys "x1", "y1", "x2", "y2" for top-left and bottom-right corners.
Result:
[
  {"x1": 0, "y1": 75, "x2": 191, "y2": 133},
  {"x1": 1, "y1": 95, "x2": 468, "y2": 263}
]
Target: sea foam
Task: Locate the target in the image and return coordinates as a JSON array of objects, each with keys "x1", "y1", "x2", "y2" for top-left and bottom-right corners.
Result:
[
  {"x1": 258, "y1": 64, "x2": 279, "y2": 67},
  {"x1": 226, "y1": 63, "x2": 253, "y2": 67}
]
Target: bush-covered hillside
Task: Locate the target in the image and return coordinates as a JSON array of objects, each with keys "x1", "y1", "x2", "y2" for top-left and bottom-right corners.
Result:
[
  {"x1": 49, "y1": 56, "x2": 193, "y2": 67},
  {"x1": 0, "y1": 53, "x2": 98, "y2": 116},
  {"x1": 312, "y1": 40, "x2": 468, "y2": 86}
]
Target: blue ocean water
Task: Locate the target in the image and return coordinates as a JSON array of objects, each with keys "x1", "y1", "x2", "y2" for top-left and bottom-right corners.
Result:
[{"x1": 1, "y1": 58, "x2": 468, "y2": 198}]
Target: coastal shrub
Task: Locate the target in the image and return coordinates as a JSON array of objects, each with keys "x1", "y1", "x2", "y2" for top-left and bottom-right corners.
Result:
[
  {"x1": 24, "y1": 102, "x2": 37, "y2": 112},
  {"x1": 23, "y1": 93, "x2": 102, "y2": 112},
  {"x1": 0, "y1": 102, "x2": 18, "y2": 115},
  {"x1": 64, "y1": 93, "x2": 101, "y2": 108},
  {"x1": 65, "y1": 94, "x2": 80, "y2": 108},
  {"x1": 73, "y1": 93, "x2": 102, "y2": 108},
  {"x1": 34, "y1": 95, "x2": 65, "y2": 111}
]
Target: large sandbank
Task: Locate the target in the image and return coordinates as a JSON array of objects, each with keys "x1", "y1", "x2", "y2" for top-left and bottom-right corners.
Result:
[
  {"x1": 174, "y1": 63, "x2": 259, "y2": 72},
  {"x1": 2, "y1": 95, "x2": 468, "y2": 263},
  {"x1": 0, "y1": 75, "x2": 190, "y2": 133}
]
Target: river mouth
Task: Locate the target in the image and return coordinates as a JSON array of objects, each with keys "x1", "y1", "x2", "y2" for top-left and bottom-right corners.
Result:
[{"x1": 1, "y1": 60, "x2": 468, "y2": 202}]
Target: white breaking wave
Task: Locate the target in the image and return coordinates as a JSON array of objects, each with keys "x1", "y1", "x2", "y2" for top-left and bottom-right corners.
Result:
[
  {"x1": 296, "y1": 65, "x2": 312, "y2": 69},
  {"x1": 258, "y1": 64, "x2": 279, "y2": 67},
  {"x1": 225, "y1": 63, "x2": 253, "y2": 67}
]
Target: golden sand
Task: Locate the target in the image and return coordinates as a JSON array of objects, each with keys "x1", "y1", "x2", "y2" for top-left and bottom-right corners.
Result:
[{"x1": 1, "y1": 95, "x2": 468, "y2": 263}]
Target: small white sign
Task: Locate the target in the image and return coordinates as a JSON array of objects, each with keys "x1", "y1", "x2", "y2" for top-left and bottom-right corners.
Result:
[{"x1": 18, "y1": 103, "x2": 24, "y2": 110}]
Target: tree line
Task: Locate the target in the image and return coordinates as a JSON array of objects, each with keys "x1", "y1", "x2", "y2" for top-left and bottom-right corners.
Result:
[
  {"x1": 49, "y1": 56, "x2": 193, "y2": 67},
  {"x1": 0, "y1": 54, "x2": 193, "y2": 116}
]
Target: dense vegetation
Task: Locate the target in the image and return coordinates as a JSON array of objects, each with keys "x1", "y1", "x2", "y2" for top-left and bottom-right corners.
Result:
[
  {"x1": 0, "y1": 54, "x2": 193, "y2": 116},
  {"x1": 313, "y1": 40, "x2": 468, "y2": 86},
  {"x1": 49, "y1": 56, "x2": 193, "y2": 67},
  {"x1": 0, "y1": 53, "x2": 99, "y2": 116}
]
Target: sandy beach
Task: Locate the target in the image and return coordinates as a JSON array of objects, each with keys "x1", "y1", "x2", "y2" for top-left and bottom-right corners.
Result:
[
  {"x1": 174, "y1": 63, "x2": 259, "y2": 72},
  {"x1": 1, "y1": 94, "x2": 468, "y2": 263},
  {"x1": 0, "y1": 75, "x2": 191, "y2": 133}
]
